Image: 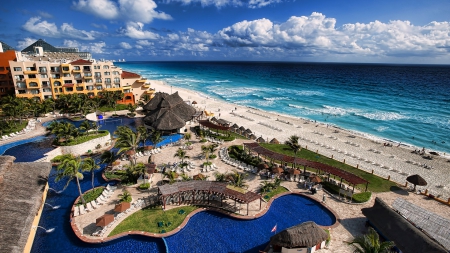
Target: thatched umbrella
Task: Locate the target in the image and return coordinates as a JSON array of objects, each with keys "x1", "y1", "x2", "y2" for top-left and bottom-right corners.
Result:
[
  {"x1": 193, "y1": 173, "x2": 205, "y2": 180},
  {"x1": 310, "y1": 175, "x2": 322, "y2": 183},
  {"x1": 231, "y1": 123, "x2": 239, "y2": 129},
  {"x1": 96, "y1": 214, "x2": 114, "y2": 227},
  {"x1": 406, "y1": 174, "x2": 427, "y2": 191},
  {"x1": 258, "y1": 163, "x2": 269, "y2": 170},
  {"x1": 146, "y1": 163, "x2": 157, "y2": 174},
  {"x1": 239, "y1": 126, "x2": 246, "y2": 134},
  {"x1": 192, "y1": 101, "x2": 197, "y2": 105},
  {"x1": 114, "y1": 202, "x2": 131, "y2": 212},
  {"x1": 249, "y1": 134, "x2": 257, "y2": 140},
  {"x1": 270, "y1": 138, "x2": 280, "y2": 144},
  {"x1": 256, "y1": 137, "x2": 266, "y2": 143},
  {"x1": 272, "y1": 166, "x2": 284, "y2": 174},
  {"x1": 245, "y1": 128, "x2": 252, "y2": 134},
  {"x1": 289, "y1": 169, "x2": 301, "y2": 175},
  {"x1": 126, "y1": 150, "x2": 136, "y2": 156},
  {"x1": 269, "y1": 221, "x2": 328, "y2": 248}
]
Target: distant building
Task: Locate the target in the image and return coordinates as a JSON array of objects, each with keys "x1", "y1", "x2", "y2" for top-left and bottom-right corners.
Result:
[{"x1": 0, "y1": 39, "x2": 155, "y2": 104}]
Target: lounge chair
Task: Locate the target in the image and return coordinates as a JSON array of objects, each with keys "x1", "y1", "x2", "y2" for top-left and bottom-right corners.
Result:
[
  {"x1": 106, "y1": 184, "x2": 117, "y2": 191},
  {"x1": 90, "y1": 200, "x2": 98, "y2": 209},
  {"x1": 86, "y1": 202, "x2": 94, "y2": 212},
  {"x1": 79, "y1": 205, "x2": 86, "y2": 215},
  {"x1": 101, "y1": 192, "x2": 110, "y2": 199},
  {"x1": 73, "y1": 206, "x2": 80, "y2": 217}
]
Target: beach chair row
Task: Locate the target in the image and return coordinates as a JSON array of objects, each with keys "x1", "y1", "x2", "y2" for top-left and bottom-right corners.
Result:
[
  {"x1": 206, "y1": 136, "x2": 224, "y2": 144},
  {"x1": 247, "y1": 110, "x2": 271, "y2": 119},
  {"x1": 258, "y1": 121, "x2": 282, "y2": 132},
  {"x1": 73, "y1": 185, "x2": 116, "y2": 217}
]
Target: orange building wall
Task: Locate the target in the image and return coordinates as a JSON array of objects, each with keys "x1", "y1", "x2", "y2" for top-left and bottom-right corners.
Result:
[{"x1": 0, "y1": 50, "x2": 16, "y2": 97}]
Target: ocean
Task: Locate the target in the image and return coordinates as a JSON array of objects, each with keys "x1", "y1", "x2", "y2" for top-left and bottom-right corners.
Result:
[{"x1": 116, "y1": 62, "x2": 450, "y2": 154}]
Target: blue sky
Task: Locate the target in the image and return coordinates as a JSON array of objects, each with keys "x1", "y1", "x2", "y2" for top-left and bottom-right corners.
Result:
[{"x1": 1, "y1": 0, "x2": 450, "y2": 63}]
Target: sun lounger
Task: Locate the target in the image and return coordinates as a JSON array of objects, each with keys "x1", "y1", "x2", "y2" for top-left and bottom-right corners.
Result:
[
  {"x1": 86, "y1": 202, "x2": 94, "y2": 212},
  {"x1": 97, "y1": 195, "x2": 107, "y2": 203},
  {"x1": 73, "y1": 206, "x2": 80, "y2": 217},
  {"x1": 101, "y1": 192, "x2": 111, "y2": 199},
  {"x1": 79, "y1": 205, "x2": 87, "y2": 215},
  {"x1": 90, "y1": 200, "x2": 98, "y2": 209},
  {"x1": 106, "y1": 184, "x2": 117, "y2": 191}
]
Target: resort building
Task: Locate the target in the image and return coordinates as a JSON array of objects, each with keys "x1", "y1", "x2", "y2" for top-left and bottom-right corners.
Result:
[
  {"x1": 2, "y1": 39, "x2": 155, "y2": 104},
  {"x1": 0, "y1": 41, "x2": 17, "y2": 98}
]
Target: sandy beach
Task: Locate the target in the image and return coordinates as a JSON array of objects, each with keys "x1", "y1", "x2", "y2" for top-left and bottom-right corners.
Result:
[{"x1": 147, "y1": 80, "x2": 450, "y2": 200}]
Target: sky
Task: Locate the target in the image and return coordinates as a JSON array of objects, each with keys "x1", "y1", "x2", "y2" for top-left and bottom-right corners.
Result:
[{"x1": 1, "y1": 0, "x2": 450, "y2": 63}]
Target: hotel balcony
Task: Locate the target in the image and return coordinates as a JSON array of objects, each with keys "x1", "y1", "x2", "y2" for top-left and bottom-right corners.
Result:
[
  {"x1": 23, "y1": 69, "x2": 38, "y2": 75},
  {"x1": 16, "y1": 92, "x2": 42, "y2": 99},
  {"x1": 72, "y1": 68, "x2": 81, "y2": 73},
  {"x1": 143, "y1": 83, "x2": 151, "y2": 88},
  {"x1": 145, "y1": 88, "x2": 156, "y2": 94},
  {"x1": 26, "y1": 79, "x2": 41, "y2": 89},
  {"x1": 137, "y1": 78, "x2": 147, "y2": 83},
  {"x1": 61, "y1": 64, "x2": 71, "y2": 73}
]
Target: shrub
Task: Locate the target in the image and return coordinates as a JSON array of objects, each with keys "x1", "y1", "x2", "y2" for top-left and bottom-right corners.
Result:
[
  {"x1": 120, "y1": 190, "x2": 132, "y2": 203},
  {"x1": 96, "y1": 144, "x2": 102, "y2": 149},
  {"x1": 51, "y1": 154, "x2": 74, "y2": 163},
  {"x1": 352, "y1": 192, "x2": 372, "y2": 203},
  {"x1": 209, "y1": 154, "x2": 217, "y2": 159},
  {"x1": 77, "y1": 187, "x2": 103, "y2": 206},
  {"x1": 200, "y1": 138, "x2": 207, "y2": 143},
  {"x1": 139, "y1": 183, "x2": 150, "y2": 189},
  {"x1": 60, "y1": 130, "x2": 109, "y2": 146},
  {"x1": 203, "y1": 161, "x2": 212, "y2": 166}
]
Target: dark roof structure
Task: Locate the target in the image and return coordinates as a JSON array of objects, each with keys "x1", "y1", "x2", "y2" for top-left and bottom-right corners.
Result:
[
  {"x1": 70, "y1": 59, "x2": 92, "y2": 65},
  {"x1": 362, "y1": 197, "x2": 448, "y2": 253},
  {"x1": 0, "y1": 156, "x2": 52, "y2": 253},
  {"x1": 269, "y1": 221, "x2": 328, "y2": 248},
  {"x1": 199, "y1": 120, "x2": 231, "y2": 131},
  {"x1": 244, "y1": 142, "x2": 368, "y2": 186},
  {"x1": 21, "y1": 39, "x2": 58, "y2": 53},
  {"x1": 1, "y1": 41, "x2": 15, "y2": 51},
  {"x1": 158, "y1": 181, "x2": 260, "y2": 203},
  {"x1": 121, "y1": 70, "x2": 140, "y2": 79},
  {"x1": 143, "y1": 92, "x2": 196, "y2": 131}
]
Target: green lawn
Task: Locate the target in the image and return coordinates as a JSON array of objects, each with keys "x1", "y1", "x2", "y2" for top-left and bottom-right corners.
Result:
[
  {"x1": 98, "y1": 104, "x2": 129, "y2": 112},
  {"x1": 263, "y1": 186, "x2": 289, "y2": 200},
  {"x1": 109, "y1": 205, "x2": 198, "y2": 236},
  {"x1": 59, "y1": 130, "x2": 109, "y2": 146},
  {"x1": 258, "y1": 143, "x2": 397, "y2": 192},
  {"x1": 77, "y1": 187, "x2": 103, "y2": 206}
]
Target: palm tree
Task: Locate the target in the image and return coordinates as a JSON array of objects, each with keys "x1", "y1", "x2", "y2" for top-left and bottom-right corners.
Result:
[
  {"x1": 83, "y1": 157, "x2": 100, "y2": 190},
  {"x1": 55, "y1": 155, "x2": 87, "y2": 205},
  {"x1": 174, "y1": 148, "x2": 190, "y2": 164},
  {"x1": 214, "y1": 172, "x2": 226, "y2": 182},
  {"x1": 180, "y1": 173, "x2": 191, "y2": 181},
  {"x1": 137, "y1": 126, "x2": 150, "y2": 150},
  {"x1": 164, "y1": 171, "x2": 178, "y2": 184},
  {"x1": 126, "y1": 162, "x2": 147, "y2": 183},
  {"x1": 201, "y1": 143, "x2": 218, "y2": 164},
  {"x1": 114, "y1": 126, "x2": 141, "y2": 165},
  {"x1": 49, "y1": 121, "x2": 80, "y2": 143},
  {"x1": 79, "y1": 120, "x2": 94, "y2": 135},
  {"x1": 285, "y1": 135, "x2": 301, "y2": 167},
  {"x1": 260, "y1": 180, "x2": 273, "y2": 194},
  {"x1": 226, "y1": 170, "x2": 248, "y2": 188},
  {"x1": 184, "y1": 132, "x2": 191, "y2": 142},
  {"x1": 100, "y1": 150, "x2": 116, "y2": 166},
  {"x1": 348, "y1": 227, "x2": 395, "y2": 253},
  {"x1": 150, "y1": 129, "x2": 163, "y2": 147}
]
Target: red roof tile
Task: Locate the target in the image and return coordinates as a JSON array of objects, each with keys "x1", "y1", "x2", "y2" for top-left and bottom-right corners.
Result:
[
  {"x1": 121, "y1": 70, "x2": 140, "y2": 79},
  {"x1": 70, "y1": 59, "x2": 92, "y2": 65}
]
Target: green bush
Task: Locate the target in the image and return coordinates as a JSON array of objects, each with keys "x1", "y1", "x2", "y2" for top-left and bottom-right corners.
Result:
[
  {"x1": 60, "y1": 130, "x2": 109, "y2": 146},
  {"x1": 203, "y1": 161, "x2": 212, "y2": 166},
  {"x1": 209, "y1": 154, "x2": 217, "y2": 159},
  {"x1": 139, "y1": 183, "x2": 150, "y2": 189},
  {"x1": 200, "y1": 139, "x2": 207, "y2": 143},
  {"x1": 77, "y1": 187, "x2": 103, "y2": 206},
  {"x1": 51, "y1": 154, "x2": 74, "y2": 163},
  {"x1": 99, "y1": 104, "x2": 128, "y2": 112},
  {"x1": 352, "y1": 191, "x2": 372, "y2": 203},
  {"x1": 120, "y1": 190, "x2": 132, "y2": 203}
]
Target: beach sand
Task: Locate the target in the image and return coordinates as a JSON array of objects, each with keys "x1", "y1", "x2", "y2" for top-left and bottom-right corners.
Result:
[{"x1": 148, "y1": 80, "x2": 450, "y2": 200}]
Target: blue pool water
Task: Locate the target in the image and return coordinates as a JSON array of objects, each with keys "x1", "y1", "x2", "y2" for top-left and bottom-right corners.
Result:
[{"x1": 165, "y1": 194, "x2": 335, "y2": 253}]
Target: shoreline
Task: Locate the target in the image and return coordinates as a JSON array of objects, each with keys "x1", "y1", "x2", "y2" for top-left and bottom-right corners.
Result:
[{"x1": 149, "y1": 79, "x2": 450, "y2": 199}]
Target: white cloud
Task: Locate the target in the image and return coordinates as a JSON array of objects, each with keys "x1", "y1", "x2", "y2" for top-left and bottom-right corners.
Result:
[
  {"x1": 121, "y1": 22, "x2": 159, "y2": 39},
  {"x1": 81, "y1": 42, "x2": 107, "y2": 54},
  {"x1": 161, "y1": 0, "x2": 282, "y2": 8},
  {"x1": 17, "y1": 38, "x2": 38, "y2": 50},
  {"x1": 37, "y1": 11, "x2": 53, "y2": 19},
  {"x1": 91, "y1": 23, "x2": 108, "y2": 29},
  {"x1": 136, "y1": 40, "x2": 153, "y2": 46},
  {"x1": 248, "y1": 0, "x2": 280, "y2": 8},
  {"x1": 63, "y1": 40, "x2": 82, "y2": 48},
  {"x1": 73, "y1": 0, "x2": 171, "y2": 24},
  {"x1": 119, "y1": 42, "x2": 132, "y2": 49},
  {"x1": 22, "y1": 16, "x2": 99, "y2": 40}
]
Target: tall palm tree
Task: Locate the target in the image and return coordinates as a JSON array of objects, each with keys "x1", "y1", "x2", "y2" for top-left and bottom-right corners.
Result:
[
  {"x1": 137, "y1": 126, "x2": 150, "y2": 150},
  {"x1": 184, "y1": 132, "x2": 191, "y2": 142},
  {"x1": 126, "y1": 162, "x2": 147, "y2": 183},
  {"x1": 100, "y1": 150, "x2": 116, "y2": 166},
  {"x1": 114, "y1": 126, "x2": 141, "y2": 165},
  {"x1": 83, "y1": 157, "x2": 100, "y2": 190},
  {"x1": 174, "y1": 148, "x2": 190, "y2": 164},
  {"x1": 79, "y1": 120, "x2": 93, "y2": 135},
  {"x1": 201, "y1": 143, "x2": 218, "y2": 164},
  {"x1": 164, "y1": 171, "x2": 178, "y2": 184},
  {"x1": 226, "y1": 170, "x2": 248, "y2": 188},
  {"x1": 348, "y1": 227, "x2": 395, "y2": 253},
  {"x1": 285, "y1": 135, "x2": 301, "y2": 168},
  {"x1": 55, "y1": 155, "x2": 87, "y2": 205},
  {"x1": 214, "y1": 172, "x2": 226, "y2": 182},
  {"x1": 150, "y1": 129, "x2": 163, "y2": 147}
]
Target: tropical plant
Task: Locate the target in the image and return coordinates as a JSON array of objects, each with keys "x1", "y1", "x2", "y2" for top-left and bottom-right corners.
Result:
[
  {"x1": 201, "y1": 143, "x2": 218, "y2": 164},
  {"x1": 164, "y1": 171, "x2": 178, "y2": 184},
  {"x1": 127, "y1": 103, "x2": 137, "y2": 114},
  {"x1": 114, "y1": 126, "x2": 141, "y2": 165},
  {"x1": 174, "y1": 148, "x2": 190, "y2": 163},
  {"x1": 347, "y1": 227, "x2": 395, "y2": 253},
  {"x1": 83, "y1": 157, "x2": 101, "y2": 190},
  {"x1": 150, "y1": 129, "x2": 163, "y2": 147},
  {"x1": 214, "y1": 172, "x2": 226, "y2": 182},
  {"x1": 260, "y1": 180, "x2": 274, "y2": 194},
  {"x1": 79, "y1": 120, "x2": 96, "y2": 135},
  {"x1": 119, "y1": 190, "x2": 132, "y2": 202},
  {"x1": 137, "y1": 126, "x2": 150, "y2": 150},
  {"x1": 284, "y1": 135, "x2": 301, "y2": 167},
  {"x1": 100, "y1": 150, "x2": 116, "y2": 166},
  {"x1": 48, "y1": 121, "x2": 80, "y2": 144},
  {"x1": 226, "y1": 170, "x2": 248, "y2": 188},
  {"x1": 55, "y1": 155, "x2": 87, "y2": 205},
  {"x1": 180, "y1": 173, "x2": 191, "y2": 181}
]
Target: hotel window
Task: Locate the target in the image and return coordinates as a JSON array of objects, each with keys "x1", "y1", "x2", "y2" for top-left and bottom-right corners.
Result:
[
  {"x1": 28, "y1": 74, "x2": 37, "y2": 78},
  {"x1": 96, "y1": 85, "x2": 102, "y2": 90},
  {"x1": 113, "y1": 71, "x2": 119, "y2": 75},
  {"x1": 15, "y1": 75, "x2": 24, "y2": 81},
  {"x1": 95, "y1": 72, "x2": 101, "y2": 77},
  {"x1": 114, "y1": 77, "x2": 120, "y2": 83},
  {"x1": 18, "y1": 90, "x2": 26, "y2": 94},
  {"x1": 41, "y1": 74, "x2": 48, "y2": 78},
  {"x1": 64, "y1": 80, "x2": 72, "y2": 84},
  {"x1": 13, "y1": 67, "x2": 22, "y2": 71},
  {"x1": 42, "y1": 81, "x2": 50, "y2": 87},
  {"x1": 85, "y1": 73, "x2": 92, "y2": 77},
  {"x1": 73, "y1": 66, "x2": 80, "y2": 70},
  {"x1": 29, "y1": 82, "x2": 38, "y2": 87},
  {"x1": 43, "y1": 88, "x2": 52, "y2": 93},
  {"x1": 76, "y1": 80, "x2": 82, "y2": 84},
  {"x1": 65, "y1": 87, "x2": 73, "y2": 92},
  {"x1": 76, "y1": 87, "x2": 84, "y2": 91},
  {"x1": 104, "y1": 72, "x2": 110, "y2": 76},
  {"x1": 74, "y1": 73, "x2": 82, "y2": 78},
  {"x1": 103, "y1": 65, "x2": 109, "y2": 69},
  {"x1": 54, "y1": 81, "x2": 61, "y2": 86},
  {"x1": 95, "y1": 79, "x2": 102, "y2": 83},
  {"x1": 83, "y1": 66, "x2": 91, "y2": 71},
  {"x1": 39, "y1": 67, "x2": 47, "y2": 73},
  {"x1": 85, "y1": 79, "x2": 93, "y2": 83},
  {"x1": 105, "y1": 78, "x2": 111, "y2": 84},
  {"x1": 94, "y1": 66, "x2": 100, "y2": 69},
  {"x1": 62, "y1": 66, "x2": 70, "y2": 71},
  {"x1": 52, "y1": 74, "x2": 61, "y2": 78},
  {"x1": 26, "y1": 67, "x2": 36, "y2": 71},
  {"x1": 63, "y1": 73, "x2": 71, "y2": 77}
]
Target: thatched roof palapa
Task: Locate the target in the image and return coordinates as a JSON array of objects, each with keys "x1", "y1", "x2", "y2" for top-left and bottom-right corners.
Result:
[
  {"x1": 143, "y1": 92, "x2": 196, "y2": 131},
  {"x1": 362, "y1": 197, "x2": 448, "y2": 253},
  {"x1": 256, "y1": 137, "x2": 266, "y2": 143},
  {"x1": 249, "y1": 134, "x2": 257, "y2": 140},
  {"x1": 0, "y1": 156, "x2": 52, "y2": 253},
  {"x1": 270, "y1": 221, "x2": 328, "y2": 248},
  {"x1": 231, "y1": 124, "x2": 239, "y2": 129},
  {"x1": 270, "y1": 138, "x2": 280, "y2": 144}
]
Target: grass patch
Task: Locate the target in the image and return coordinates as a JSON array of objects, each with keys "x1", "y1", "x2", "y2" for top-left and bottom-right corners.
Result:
[
  {"x1": 263, "y1": 186, "x2": 289, "y2": 200},
  {"x1": 352, "y1": 192, "x2": 372, "y2": 203},
  {"x1": 226, "y1": 185, "x2": 247, "y2": 194},
  {"x1": 77, "y1": 187, "x2": 103, "y2": 206},
  {"x1": 59, "y1": 130, "x2": 109, "y2": 146},
  {"x1": 109, "y1": 205, "x2": 198, "y2": 236},
  {"x1": 98, "y1": 104, "x2": 128, "y2": 112},
  {"x1": 260, "y1": 143, "x2": 397, "y2": 192}
]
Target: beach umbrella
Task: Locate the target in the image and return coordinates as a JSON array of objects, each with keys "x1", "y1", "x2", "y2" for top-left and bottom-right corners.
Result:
[
  {"x1": 256, "y1": 137, "x2": 266, "y2": 143},
  {"x1": 289, "y1": 169, "x2": 301, "y2": 175},
  {"x1": 249, "y1": 134, "x2": 257, "y2": 140},
  {"x1": 272, "y1": 166, "x2": 284, "y2": 174},
  {"x1": 258, "y1": 163, "x2": 269, "y2": 170},
  {"x1": 310, "y1": 175, "x2": 322, "y2": 184},
  {"x1": 245, "y1": 128, "x2": 252, "y2": 134},
  {"x1": 193, "y1": 173, "x2": 205, "y2": 180},
  {"x1": 96, "y1": 214, "x2": 114, "y2": 227},
  {"x1": 270, "y1": 138, "x2": 280, "y2": 144},
  {"x1": 114, "y1": 202, "x2": 131, "y2": 212},
  {"x1": 231, "y1": 123, "x2": 239, "y2": 129},
  {"x1": 192, "y1": 101, "x2": 197, "y2": 104},
  {"x1": 239, "y1": 126, "x2": 246, "y2": 134},
  {"x1": 406, "y1": 174, "x2": 427, "y2": 191}
]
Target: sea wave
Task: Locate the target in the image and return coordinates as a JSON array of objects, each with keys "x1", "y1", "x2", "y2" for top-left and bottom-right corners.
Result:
[
  {"x1": 356, "y1": 111, "x2": 409, "y2": 121},
  {"x1": 263, "y1": 97, "x2": 290, "y2": 101},
  {"x1": 320, "y1": 105, "x2": 360, "y2": 116},
  {"x1": 214, "y1": 80, "x2": 231, "y2": 83},
  {"x1": 375, "y1": 126, "x2": 389, "y2": 132}
]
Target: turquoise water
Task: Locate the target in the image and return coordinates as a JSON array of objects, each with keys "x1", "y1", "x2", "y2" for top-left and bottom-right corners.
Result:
[{"x1": 117, "y1": 62, "x2": 450, "y2": 154}]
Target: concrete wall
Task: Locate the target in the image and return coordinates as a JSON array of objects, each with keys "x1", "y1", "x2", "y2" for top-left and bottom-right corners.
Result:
[{"x1": 59, "y1": 133, "x2": 111, "y2": 156}]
